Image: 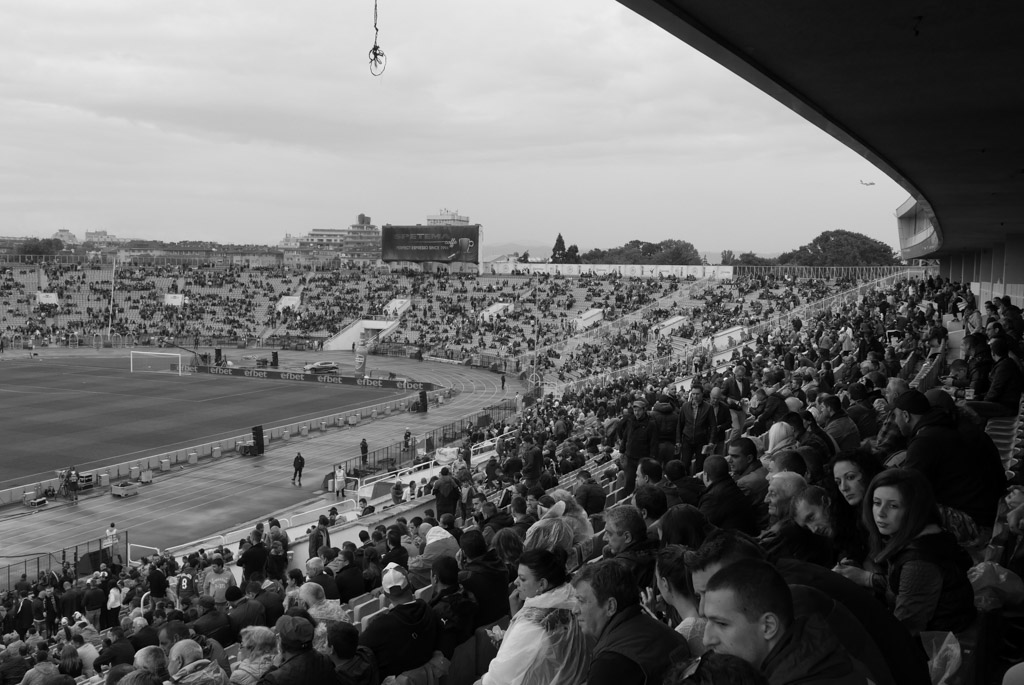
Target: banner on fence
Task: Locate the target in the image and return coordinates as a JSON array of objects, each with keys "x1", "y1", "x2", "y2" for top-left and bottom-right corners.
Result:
[{"x1": 195, "y1": 366, "x2": 437, "y2": 391}]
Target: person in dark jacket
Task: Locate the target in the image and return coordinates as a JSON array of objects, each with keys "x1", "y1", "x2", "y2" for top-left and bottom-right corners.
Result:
[
  {"x1": 431, "y1": 468, "x2": 461, "y2": 517},
  {"x1": 260, "y1": 615, "x2": 342, "y2": 685},
  {"x1": 844, "y1": 383, "x2": 880, "y2": 440},
  {"x1": 574, "y1": 470, "x2": 607, "y2": 516},
  {"x1": 333, "y1": 551, "x2": 366, "y2": 604},
  {"x1": 428, "y1": 556, "x2": 478, "y2": 659},
  {"x1": 226, "y1": 584, "x2": 267, "y2": 643},
  {"x1": 759, "y1": 472, "x2": 834, "y2": 567},
  {"x1": 601, "y1": 506, "x2": 658, "y2": 590},
  {"x1": 0, "y1": 644, "x2": 30, "y2": 685},
  {"x1": 649, "y1": 394, "x2": 679, "y2": 463},
  {"x1": 967, "y1": 336, "x2": 1024, "y2": 418},
  {"x1": 574, "y1": 560, "x2": 687, "y2": 685},
  {"x1": 307, "y1": 517, "x2": 331, "y2": 563},
  {"x1": 380, "y1": 530, "x2": 409, "y2": 570},
  {"x1": 457, "y1": 531, "x2": 510, "y2": 628},
  {"x1": 520, "y1": 433, "x2": 544, "y2": 488},
  {"x1": 479, "y1": 502, "x2": 514, "y2": 546},
  {"x1": 663, "y1": 459, "x2": 705, "y2": 507},
  {"x1": 617, "y1": 401, "x2": 658, "y2": 495},
  {"x1": 702, "y1": 560, "x2": 868, "y2": 685},
  {"x1": 359, "y1": 565, "x2": 441, "y2": 679},
  {"x1": 91, "y1": 627, "x2": 136, "y2": 675},
  {"x1": 894, "y1": 389, "x2": 999, "y2": 529},
  {"x1": 237, "y1": 537, "x2": 269, "y2": 585},
  {"x1": 698, "y1": 456, "x2": 758, "y2": 536},
  {"x1": 677, "y1": 386, "x2": 717, "y2": 474},
  {"x1": 190, "y1": 595, "x2": 233, "y2": 646},
  {"x1": 327, "y1": 622, "x2": 378, "y2": 685}
]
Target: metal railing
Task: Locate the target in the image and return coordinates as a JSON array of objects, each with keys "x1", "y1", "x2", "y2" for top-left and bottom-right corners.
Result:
[{"x1": 0, "y1": 530, "x2": 129, "y2": 592}]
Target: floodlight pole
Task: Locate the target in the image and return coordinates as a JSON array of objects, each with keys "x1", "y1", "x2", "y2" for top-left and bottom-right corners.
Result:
[{"x1": 107, "y1": 255, "x2": 116, "y2": 339}]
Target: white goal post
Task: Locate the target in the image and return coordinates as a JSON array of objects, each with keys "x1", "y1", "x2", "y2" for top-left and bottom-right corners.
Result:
[{"x1": 130, "y1": 350, "x2": 185, "y2": 376}]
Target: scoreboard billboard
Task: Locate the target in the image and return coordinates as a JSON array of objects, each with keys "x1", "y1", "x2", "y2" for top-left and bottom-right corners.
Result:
[{"x1": 381, "y1": 225, "x2": 480, "y2": 264}]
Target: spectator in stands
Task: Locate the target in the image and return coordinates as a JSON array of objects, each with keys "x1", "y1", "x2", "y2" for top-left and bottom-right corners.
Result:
[
  {"x1": 246, "y1": 574, "x2": 284, "y2": 634},
  {"x1": 967, "y1": 336, "x2": 1024, "y2": 418},
  {"x1": 723, "y1": 365, "x2": 753, "y2": 440},
  {"x1": 758, "y1": 473, "x2": 833, "y2": 567},
  {"x1": 677, "y1": 386, "x2": 716, "y2": 474},
  {"x1": 92, "y1": 627, "x2": 136, "y2": 675},
  {"x1": 133, "y1": 645, "x2": 169, "y2": 681},
  {"x1": 654, "y1": 545, "x2": 707, "y2": 656},
  {"x1": 479, "y1": 502, "x2": 515, "y2": 546},
  {"x1": 634, "y1": 485, "x2": 669, "y2": 536},
  {"x1": 698, "y1": 456, "x2": 757, "y2": 536},
  {"x1": 618, "y1": 401, "x2": 658, "y2": 495},
  {"x1": 663, "y1": 459, "x2": 704, "y2": 507},
  {"x1": 521, "y1": 433, "x2": 544, "y2": 489},
  {"x1": 457, "y1": 530, "x2": 510, "y2": 628},
  {"x1": 664, "y1": 651, "x2": 769, "y2": 685},
  {"x1": 574, "y1": 470, "x2": 607, "y2": 517},
  {"x1": 191, "y1": 596, "x2": 232, "y2": 647},
  {"x1": 892, "y1": 389, "x2": 997, "y2": 537},
  {"x1": 202, "y1": 558, "x2": 237, "y2": 610},
  {"x1": 129, "y1": 617, "x2": 159, "y2": 651},
  {"x1": 601, "y1": 505, "x2": 659, "y2": 589},
  {"x1": 359, "y1": 564, "x2": 440, "y2": 679},
  {"x1": 0, "y1": 643, "x2": 31, "y2": 684},
  {"x1": 427, "y1": 556, "x2": 478, "y2": 659},
  {"x1": 305, "y1": 558, "x2": 340, "y2": 601},
  {"x1": 229, "y1": 626, "x2": 277, "y2": 685},
  {"x1": 658, "y1": 504, "x2": 716, "y2": 549},
  {"x1": 650, "y1": 393, "x2": 680, "y2": 463},
  {"x1": 326, "y1": 623, "x2": 377, "y2": 685},
  {"x1": 431, "y1": 467, "x2": 461, "y2": 518},
  {"x1": 260, "y1": 615, "x2": 340, "y2": 685},
  {"x1": 574, "y1": 559, "x2": 686, "y2": 685},
  {"x1": 700, "y1": 560, "x2": 866, "y2": 684},
  {"x1": 18, "y1": 644, "x2": 57, "y2": 684},
  {"x1": 380, "y1": 530, "x2": 409, "y2": 570},
  {"x1": 330, "y1": 551, "x2": 364, "y2": 603},
  {"x1": 481, "y1": 548, "x2": 589, "y2": 685},
  {"x1": 791, "y1": 486, "x2": 868, "y2": 566},
  {"x1": 237, "y1": 536, "x2": 269, "y2": 586},
  {"x1": 726, "y1": 438, "x2": 768, "y2": 517},
  {"x1": 72, "y1": 633, "x2": 100, "y2": 677},
  {"x1": 509, "y1": 496, "x2": 538, "y2": 538},
  {"x1": 547, "y1": 490, "x2": 596, "y2": 545},
  {"x1": 816, "y1": 396, "x2": 861, "y2": 452},
  {"x1": 307, "y1": 517, "x2": 331, "y2": 563},
  {"x1": 836, "y1": 469, "x2": 976, "y2": 636},
  {"x1": 226, "y1": 584, "x2": 266, "y2": 641},
  {"x1": 297, "y1": 583, "x2": 347, "y2": 656},
  {"x1": 844, "y1": 383, "x2": 879, "y2": 441}
]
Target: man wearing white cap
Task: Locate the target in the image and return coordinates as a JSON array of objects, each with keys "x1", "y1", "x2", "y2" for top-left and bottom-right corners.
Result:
[{"x1": 359, "y1": 563, "x2": 441, "y2": 679}]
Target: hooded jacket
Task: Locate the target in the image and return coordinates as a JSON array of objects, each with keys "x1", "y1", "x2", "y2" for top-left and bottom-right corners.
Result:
[
  {"x1": 481, "y1": 511, "x2": 515, "y2": 545},
  {"x1": 650, "y1": 400, "x2": 679, "y2": 445},
  {"x1": 760, "y1": 614, "x2": 867, "y2": 685},
  {"x1": 258, "y1": 649, "x2": 341, "y2": 685},
  {"x1": 229, "y1": 653, "x2": 276, "y2": 685},
  {"x1": 407, "y1": 527, "x2": 460, "y2": 589},
  {"x1": 459, "y1": 550, "x2": 512, "y2": 627},
  {"x1": 904, "y1": 408, "x2": 993, "y2": 526},
  {"x1": 171, "y1": 658, "x2": 229, "y2": 684},
  {"x1": 699, "y1": 477, "x2": 758, "y2": 536},
  {"x1": 359, "y1": 599, "x2": 441, "y2": 678}
]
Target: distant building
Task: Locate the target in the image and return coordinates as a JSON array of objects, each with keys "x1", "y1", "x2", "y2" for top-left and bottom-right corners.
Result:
[
  {"x1": 84, "y1": 230, "x2": 132, "y2": 246},
  {"x1": 427, "y1": 209, "x2": 469, "y2": 226},
  {"x1": 280, "y1": 214, "x2": 382, "y2": 266},
  {"x1": 52, "y1": 229, "x2": 79, "y2": 245}
]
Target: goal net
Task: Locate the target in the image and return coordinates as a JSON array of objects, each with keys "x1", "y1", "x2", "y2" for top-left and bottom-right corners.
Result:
[{"x1": 131, "y1": 351, "x2": 185, "y2": 376}]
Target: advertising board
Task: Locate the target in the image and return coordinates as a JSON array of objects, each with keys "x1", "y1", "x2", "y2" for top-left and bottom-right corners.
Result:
[
  {"x1": 196, "y1": 366, "x2": 437, "y2": 391},
  {"x1": 381, "y1": 225, "x2": 480, "y2": 263}
]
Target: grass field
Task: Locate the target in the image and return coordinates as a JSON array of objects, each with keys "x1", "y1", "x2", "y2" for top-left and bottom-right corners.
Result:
[{"x1": 0, "y1": 353, "x2": 404, "y2": 488}]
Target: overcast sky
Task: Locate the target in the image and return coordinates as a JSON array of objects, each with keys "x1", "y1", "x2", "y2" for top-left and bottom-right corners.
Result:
[{"x1": 0, "y1": 0, "x2": 909, "y2": 257}]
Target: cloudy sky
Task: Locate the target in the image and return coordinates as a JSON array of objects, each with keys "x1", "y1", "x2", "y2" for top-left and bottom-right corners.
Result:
[{"x1": 0, "y1": 0, "x2": 909, "y2": 257}]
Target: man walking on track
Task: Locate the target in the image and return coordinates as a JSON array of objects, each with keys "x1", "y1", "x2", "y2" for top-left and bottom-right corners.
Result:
[
  {"x1": 67, "y1": 466, "x2": 80, "y2": 503},
  {"x1": 361, "y1": 438, "x2": 369, "y2": 466},
  {"x1": 292, "y1": 453, "x2": 304, "y2": 486}
]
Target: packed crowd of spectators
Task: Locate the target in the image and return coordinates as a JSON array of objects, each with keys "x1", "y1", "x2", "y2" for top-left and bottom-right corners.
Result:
[{"x1": 2, "y1": 271, "x2": 1022, "y2": 684}]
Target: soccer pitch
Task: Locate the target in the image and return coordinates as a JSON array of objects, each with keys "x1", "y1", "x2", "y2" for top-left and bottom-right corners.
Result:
[{"x1": 0, "y1": 353, "x2": 404, "y2": 489}]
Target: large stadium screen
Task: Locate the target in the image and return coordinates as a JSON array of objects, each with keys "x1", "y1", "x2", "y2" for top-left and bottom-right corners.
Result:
[{"x1": 381, "y1": 225, "x2": 480, "y2": 264}]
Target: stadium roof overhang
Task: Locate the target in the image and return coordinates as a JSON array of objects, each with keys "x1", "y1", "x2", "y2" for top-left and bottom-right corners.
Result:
[{"x1": 616, "y1": 1, "x2": 1024, "y2": 259}]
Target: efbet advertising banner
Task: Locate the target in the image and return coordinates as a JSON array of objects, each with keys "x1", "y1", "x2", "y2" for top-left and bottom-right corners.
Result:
[
  {"x1": 355, "y1": 344, "x2": 368, "y2": 376},
  {"x1": 381, "y1": 225, "x2": 480, "y2": 263}
]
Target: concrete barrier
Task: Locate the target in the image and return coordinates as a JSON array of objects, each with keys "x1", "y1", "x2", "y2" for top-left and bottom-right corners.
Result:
[
  {"x1": 299, "y1": 425, "x2": 309, "y2": 437},
  {"x1": 188, "y1": 452, "x2": 198, "y2": 465},
  {"x1": 212, "y1": 446, "x2": 221, "y2": 459},
  {"x1": 161, "y1": 459, "x2": 171, "y2": 472}
]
